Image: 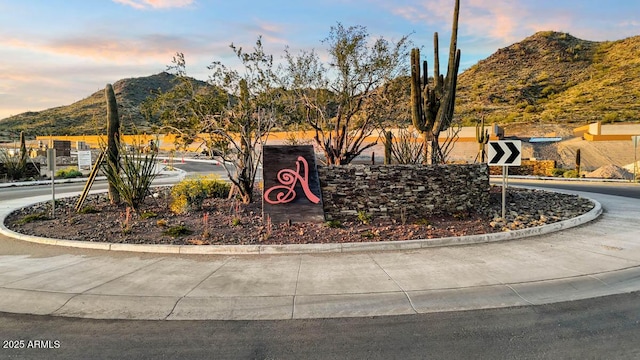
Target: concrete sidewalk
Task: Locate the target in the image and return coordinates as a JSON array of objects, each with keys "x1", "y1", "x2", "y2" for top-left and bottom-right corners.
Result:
[{"x1": 0, "y1": 190, "x2": 639, "y2": 320}]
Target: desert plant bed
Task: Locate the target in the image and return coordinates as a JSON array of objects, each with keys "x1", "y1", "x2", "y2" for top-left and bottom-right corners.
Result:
[{"x1": 4, "y1": 186, "x2": 594, "y2": 246}]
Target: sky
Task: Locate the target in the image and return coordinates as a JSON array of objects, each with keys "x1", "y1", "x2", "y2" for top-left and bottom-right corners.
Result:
[{"x1": 1, "y1": 0, "x2": 639, "y2": 121}]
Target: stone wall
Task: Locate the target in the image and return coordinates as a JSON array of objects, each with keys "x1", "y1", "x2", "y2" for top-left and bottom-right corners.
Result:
[{"x1": 318, "y1": 164, "x2": 489, "y2": 221}]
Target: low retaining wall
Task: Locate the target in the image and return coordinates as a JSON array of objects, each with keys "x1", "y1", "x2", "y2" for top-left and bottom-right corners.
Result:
[{"x1": 318, "y1": 164, "x2": 489, "y2": 221}]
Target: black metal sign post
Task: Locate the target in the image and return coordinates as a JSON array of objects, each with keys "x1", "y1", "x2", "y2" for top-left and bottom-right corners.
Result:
[
  {"x1": 46, "y1": 148, "x2": 56, "y2": 218},
  {"x1": 633, "y1": 135, "x2": 639, "y2": 183},
  {"x1": 488, "y1": 140, "x2": 522, "y2": 219}
]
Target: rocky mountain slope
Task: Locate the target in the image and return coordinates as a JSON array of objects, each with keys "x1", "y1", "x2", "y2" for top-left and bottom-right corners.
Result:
[
  {"x1": 0, "y1": 72, "x2": 193, "y2": 136},
  {"x1": 456, "y1": 31, "x2": 640, "y2": 125},
  {"x1": 1, "y1": 31, "x2": 639, "y2": 137}
]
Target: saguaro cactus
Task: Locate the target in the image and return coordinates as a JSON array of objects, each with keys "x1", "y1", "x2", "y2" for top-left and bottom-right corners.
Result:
[
  {"x1": 19, "y1": 131, "x2": 27, "y2": 168},
  {"x1": 476, "y1": 117, "x2": 489, "y2": 162},
  {"x1": 106, "y1": 83, "x2": 121, "y2": 205},
  {"x1": 384, "y1": 131, "x2": 393, "y2": 165},
  {"x1": 410, "y1": 0, "x2": 461, "y2": 164},
  {"x1": 575, "y1": 148, "x2": 581, "y2": 176}
]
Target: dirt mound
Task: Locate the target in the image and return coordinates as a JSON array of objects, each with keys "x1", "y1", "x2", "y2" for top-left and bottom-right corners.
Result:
[
  {"x1": 585, "y1": 164, "x2": 634, "y2": 180},
  {"x1": 554, "y1": 138, "x2": 636, "y2": 170}
]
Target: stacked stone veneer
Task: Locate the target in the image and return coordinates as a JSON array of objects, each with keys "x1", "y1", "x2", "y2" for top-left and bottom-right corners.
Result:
[{"x1": 317, "y1": 164, "x2": 489, "y2": 221}]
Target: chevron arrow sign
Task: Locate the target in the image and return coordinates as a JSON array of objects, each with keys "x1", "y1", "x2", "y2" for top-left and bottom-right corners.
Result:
[{"x1": 488, "y1": 140, "x2": 522, "y2": 166}]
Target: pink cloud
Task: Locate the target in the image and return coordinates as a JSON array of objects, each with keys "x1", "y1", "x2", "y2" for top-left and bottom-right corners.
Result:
[
  {"x1": 390, "y1": 0, "x2": 576, "y2": 46},
  {"x1": 397, "y1": 0, "x2": 525, "y2": 42},
  {"x1": 247, "y1": 21, "x2": 289, "y2": 46},
  {"x1": 50, "y1": 37, "x2": 178, "y2": 62},
  {"x1": 113, "y1": 0, "x2": 194, "y2": 10},
  {"x1": 0, "y1": 34, "x2": 212, "y2": 64}
]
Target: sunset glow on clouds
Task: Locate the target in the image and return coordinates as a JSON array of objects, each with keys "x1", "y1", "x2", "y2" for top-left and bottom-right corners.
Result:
[
  {"x1": 113, "y1": 0, "x2": 195, "y2": 10},
  {"x1": 1, "y1": 0, "x2": 639, "y2": 121}
]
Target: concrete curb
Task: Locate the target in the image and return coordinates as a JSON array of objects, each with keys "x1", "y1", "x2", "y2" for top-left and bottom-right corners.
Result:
[{"x1": 0, "y1": 191, "x2": 602, "y2": 255}]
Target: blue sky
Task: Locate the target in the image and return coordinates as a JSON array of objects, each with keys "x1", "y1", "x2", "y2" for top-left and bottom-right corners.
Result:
[{"x1": 1, "y1": 0, "x2": 639, "y2": 121}]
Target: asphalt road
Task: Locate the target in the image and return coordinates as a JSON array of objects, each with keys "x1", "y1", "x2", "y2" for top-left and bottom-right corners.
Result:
[
  {"x1": 0, "y1": 178, "x2": 180, "y2": 202},
  {"x1": 1, "y1": 291, "x2": 639, "y2": 359},
  {"x1": 496, "y1": 178, "x2": 640, "y2": 199},
  {"x1": 0, "y1": 158, "x2": 229, "y2": 202}
]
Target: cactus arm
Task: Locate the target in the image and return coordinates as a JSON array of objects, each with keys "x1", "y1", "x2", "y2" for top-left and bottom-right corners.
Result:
[
  {"x1": 422, "y1": 60, "x2": 428, "y2": 94},
  {"x1": 106, "y1": 83, "x2": 121, "y2": 205},
  {"x1": 444, "y1": 48, "x2": 461, "y2": 131},
  {"x1": 475, "y1": 115, "x2": 489, "y2": 162},
  {"x1": 433, "y1": 32, "x2": 440, "y2": 91},
  {"x1": 410, "y1": 48, "x2": 426, "y2": 133}
]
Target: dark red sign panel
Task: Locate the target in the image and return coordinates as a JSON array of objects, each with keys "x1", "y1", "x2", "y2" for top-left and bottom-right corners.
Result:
[{"x1": 262, "y1": 145, "x2": 324, "y2": 224}]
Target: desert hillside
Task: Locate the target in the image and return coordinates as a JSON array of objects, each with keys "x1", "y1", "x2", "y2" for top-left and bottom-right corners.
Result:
[
  {"x1": 0, "y1": 72, "x2": 198, "y2": 137},
  {"x1": 2, "y1": 31, "x2": 640, "y2": 139},
  {"x1": 456, "y1": 31, "x2": 640, "y2": 126}
]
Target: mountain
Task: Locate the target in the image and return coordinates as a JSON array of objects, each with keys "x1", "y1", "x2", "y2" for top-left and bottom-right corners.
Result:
[
  {"x1": 0, "y1": 72, "x2": 198, "y2": 136},
  {"x1": 456, "y1": 31, "x2": 640, "y2": 125},
  {"x1": 1, "y1": 31, "x2": 639, "y2": 137}
]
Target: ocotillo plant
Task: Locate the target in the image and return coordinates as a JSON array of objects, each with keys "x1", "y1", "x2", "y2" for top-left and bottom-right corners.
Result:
[
  {"x1": 106, "y1": 83, "x2": 121, "y2": 205},
  {"x1": 410, "y1": 0, "x2": 461, "y2": 164},
  {"x1": 476, "y1": 117, "x2": 489, "y2": 162},
  {"x1": 575, "y1": 148, "x2": 581, "y2": 176}
]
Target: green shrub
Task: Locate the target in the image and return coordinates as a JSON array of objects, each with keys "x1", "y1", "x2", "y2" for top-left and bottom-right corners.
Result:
[
  {"x1": 163, "y1": 225, "x2": 193, "y2": 238},
  {"x1": 56, "y1": 167, "x2": 83, "y2": 179},
  {"x1": 563, "y1": 170, "x2": 579, "y2": 178},
  {"x1": 504, "y1": 112, "x2": 519, "y2": 123},
  {"x1": 202, "y1": 177, "x2": 231, "y2": 198},
  {"x1": 324, "y1": 220, "x2": 342, "y2": 228},
  {"x1": 78, "y1": 206, "x2": 100, "y2": 214},
  {"x1": 602, "y1": 112, "x2": 619, "y2": 124},
  {"x1": 141, "y1": 211, "x2": 158, "y2": 219},
  {"x1": 170, "y1": 175, "x2": 230, "y2": 214},
  {"x1": 361, "y1": 230, "x2": 376, "y2": 238},
  {"x1": 541, "y1": 86, "x2": 556, "y2": 97},
  {"x1": 536, "y1": 71, "x2": 550, "y2": 82},
  {"x1": 171, "y1": 178, "x2": 209, "y2": 214},
  {"x1": 551, "y1": 168, "x2": 567, "y2": 177},
  {"x1": 17, "y1": 213, "x2": 49, "y2": 225},
  {"x1": 357, "y1": 210, "x2": 372, "y2": 225}
]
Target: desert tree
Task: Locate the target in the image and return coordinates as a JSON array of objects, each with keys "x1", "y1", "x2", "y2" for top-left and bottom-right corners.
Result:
[
  {"x1": 143, "y1": 38, "x2": 280, "y2": 203},
  {"x1": 282, "y1": 23, "x2": 411, "y2": 165},
  {"x1": 142, "y1": 54, "x2": 226, "y2": 153}
]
